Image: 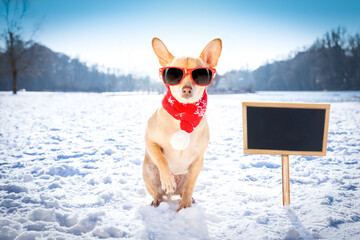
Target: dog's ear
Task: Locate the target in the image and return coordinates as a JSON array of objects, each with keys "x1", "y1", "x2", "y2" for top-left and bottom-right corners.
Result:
[
  {"x1": 152, "y1": 38, "x2": 174, "y2": 66},
  {"x1": 200, "y1": 38, "x2": 222, "y2": 68}
]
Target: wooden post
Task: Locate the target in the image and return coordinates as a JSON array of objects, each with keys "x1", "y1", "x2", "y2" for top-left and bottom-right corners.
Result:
[{"x1": 282, "y1": 155, "x2": 290, "y2": 205}]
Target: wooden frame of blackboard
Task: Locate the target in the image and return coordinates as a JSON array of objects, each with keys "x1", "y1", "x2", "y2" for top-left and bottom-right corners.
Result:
[{"x1": 242, "y1": 102, "x2": 331, "y2": 156}]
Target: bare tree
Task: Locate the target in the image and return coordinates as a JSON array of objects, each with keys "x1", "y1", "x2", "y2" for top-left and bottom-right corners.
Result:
[{"x1": 0, "y1": 0, "x2": 39, "y2": 94}]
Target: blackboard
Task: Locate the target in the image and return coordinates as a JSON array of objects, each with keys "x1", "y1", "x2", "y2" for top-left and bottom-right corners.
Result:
[{"x1": 242, "y1": 102, "x2": 330, "y2": 156}]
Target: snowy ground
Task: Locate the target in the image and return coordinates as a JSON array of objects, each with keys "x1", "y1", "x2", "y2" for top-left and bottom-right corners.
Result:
[{"x1": 0, "y1": 91, "x2": 359, "y2": 240}]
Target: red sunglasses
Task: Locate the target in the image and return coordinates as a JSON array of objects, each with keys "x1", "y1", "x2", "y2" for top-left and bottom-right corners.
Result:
[{"x1": 159, "y1": 67, "x2": 216, "y2": 86}]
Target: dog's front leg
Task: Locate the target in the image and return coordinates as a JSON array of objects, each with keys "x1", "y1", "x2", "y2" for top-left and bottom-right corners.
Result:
[
  {"x1": 177, "y1": 157, "x2": 204, "y2": 212},
  {"x1": 146, "y1": 141, "x2": 176, "y2": 195}
]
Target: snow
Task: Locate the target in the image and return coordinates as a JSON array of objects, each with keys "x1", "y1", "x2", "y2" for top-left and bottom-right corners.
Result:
[{"x1": 0, "y1": 91, "x2": 360, "y2": 239}]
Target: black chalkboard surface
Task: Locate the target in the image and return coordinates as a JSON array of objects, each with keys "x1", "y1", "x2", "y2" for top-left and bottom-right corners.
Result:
[{"x1": 243, "y1": 102, "x2": 330, "y2": 156}]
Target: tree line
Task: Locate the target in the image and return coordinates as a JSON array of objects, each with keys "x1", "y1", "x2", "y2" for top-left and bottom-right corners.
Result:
[
  {"x1": 1, "y1": 27, "x2": 359, "y2": 92},
  {"x1": 217, "y1": 27, "x2": 360, "y2": 92},
  {"x1": 0, "y1": 42, "x2": 163, "y2": 92}
]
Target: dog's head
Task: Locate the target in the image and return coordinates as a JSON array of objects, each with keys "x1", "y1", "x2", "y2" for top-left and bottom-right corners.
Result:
[{"x1": 152, "y1": 38, "x2": 222, "y2": 104}]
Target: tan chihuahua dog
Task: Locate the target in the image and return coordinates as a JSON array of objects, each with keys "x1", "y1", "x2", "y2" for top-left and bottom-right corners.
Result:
[{"x1": 143, "y1": 37, "x2": 222, "y2": 211}]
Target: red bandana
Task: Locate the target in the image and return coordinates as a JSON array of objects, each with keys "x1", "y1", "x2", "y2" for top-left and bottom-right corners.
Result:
[{"x1": 162, "y1": 87, "x2": 207, "y2": 133}]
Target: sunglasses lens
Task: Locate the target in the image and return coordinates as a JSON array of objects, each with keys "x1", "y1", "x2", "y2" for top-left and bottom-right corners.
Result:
[
  {"x1": 192, "y1": 68, "x2": 213, "y2": 86},
  {"x1": 163, "y1": 68, "x2": 183, "y2": 85}
]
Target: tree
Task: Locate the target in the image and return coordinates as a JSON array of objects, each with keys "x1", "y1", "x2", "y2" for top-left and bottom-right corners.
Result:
[
  {"x1": 348, "y1": 33, "x2": 360, "y2": 89},
  {"x1": 0, "y1": 0, "x2": 38, "y2": 94}
]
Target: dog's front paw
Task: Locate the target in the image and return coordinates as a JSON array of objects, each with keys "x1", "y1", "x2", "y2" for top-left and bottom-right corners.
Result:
[
  {"x1": 176, "y1": 198, "x2": 193, "y2": 212},
  {"x1": 160, "y1": 172, "x2": 176, "y2": 194}
]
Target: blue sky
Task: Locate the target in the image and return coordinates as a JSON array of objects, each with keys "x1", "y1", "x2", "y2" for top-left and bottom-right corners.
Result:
[{"x1": 2, "y1": 0, "x2": 360, "y2": 78}]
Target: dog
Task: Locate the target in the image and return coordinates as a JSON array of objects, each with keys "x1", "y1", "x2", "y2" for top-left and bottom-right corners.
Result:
[{"x1": 143, "y1": 37, "x2": 222, "y2": 212}]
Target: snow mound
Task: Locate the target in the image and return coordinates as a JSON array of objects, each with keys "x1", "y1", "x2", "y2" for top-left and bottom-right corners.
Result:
[
  {"x1": 139, "y1": 201, "x2": 209, "y2": 239},
  {"x1": 28, "y1": 208, "x2": 56, "y2": 222}
]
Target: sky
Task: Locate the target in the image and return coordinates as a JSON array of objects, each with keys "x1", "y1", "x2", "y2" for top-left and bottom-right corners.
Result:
[{"x1": 2, "y1": 0, "x2": 360, "y2": 79}]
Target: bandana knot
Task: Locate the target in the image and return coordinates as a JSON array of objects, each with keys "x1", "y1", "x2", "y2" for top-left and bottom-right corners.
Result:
[
  {"x1": 162, "y1": 88, "x2": 207, "y2": 133},
  {"x1": 180, "y1": 120, "x2": 193, "y2": 133}
]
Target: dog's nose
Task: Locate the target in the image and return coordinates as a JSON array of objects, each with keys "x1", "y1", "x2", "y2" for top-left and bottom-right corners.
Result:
[{"x1": 182, "y1": 86, "x2": 192, "y2": 97}]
